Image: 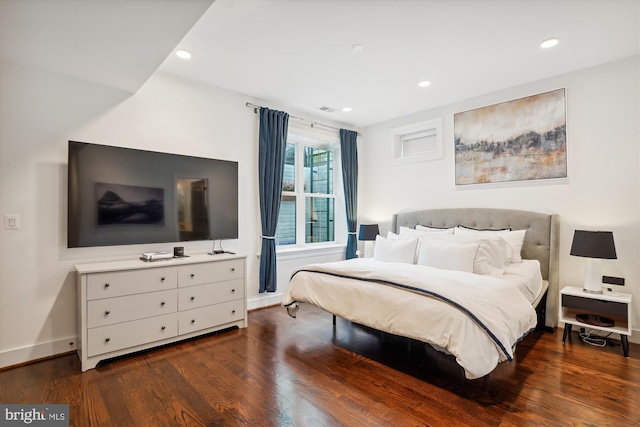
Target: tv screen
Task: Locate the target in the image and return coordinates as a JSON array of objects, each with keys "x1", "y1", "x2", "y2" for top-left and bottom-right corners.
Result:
[{"x1": 68, "y1": 141, "x2": 238, "y2": 248}]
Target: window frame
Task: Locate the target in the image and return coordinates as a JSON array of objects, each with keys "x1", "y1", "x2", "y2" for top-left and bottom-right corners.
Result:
[
  {"x1": 390, "y1": 117, "x2": 443, "y2": 165},
  {"x1": 277, "y1": 126, "x2": 344, "y2": 250}
]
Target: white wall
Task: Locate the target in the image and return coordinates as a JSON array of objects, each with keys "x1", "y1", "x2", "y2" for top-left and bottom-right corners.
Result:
[
  {"x1": 0, "y1": 60, "x2": 350, "y2": 367},
  {"x1": 359, "y1": 56, "x2": 640, "y2": 342}
]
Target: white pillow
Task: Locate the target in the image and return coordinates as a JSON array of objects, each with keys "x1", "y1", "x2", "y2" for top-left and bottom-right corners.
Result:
[
  {"x1": 415, "y1": 225, "x2": 455, "y2": 234},
  {"x1": 499, "y1": 230, "x2": 526, "y2": 263},
  {"x1": 454, "y1": 226, "x2": 526, "y2": 263},
  {"x1": 399, "y1": 226, "x2": 452, "y2": 238},
  {"x1": 449, "y1": 235, "x2": 509, "y2": 275},
  {"x1": 373, "y1": 235, "x2": 418, "y2": 264},
  {"x1": 416, "y1": 239, "x2": 479, "y2": 273},
  {"x1": 388, "y1": 230, "x2": 450, "y2": 264}
]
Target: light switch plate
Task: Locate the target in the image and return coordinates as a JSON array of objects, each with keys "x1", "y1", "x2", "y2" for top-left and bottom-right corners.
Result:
[{"x1": 4, "y1": 214, "x2": 21, "y2": 230}]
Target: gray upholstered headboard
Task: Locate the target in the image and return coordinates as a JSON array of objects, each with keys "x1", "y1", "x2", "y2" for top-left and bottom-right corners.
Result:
[{"x1": 392, "y1": 208, "x2": 559, "y2": 328}]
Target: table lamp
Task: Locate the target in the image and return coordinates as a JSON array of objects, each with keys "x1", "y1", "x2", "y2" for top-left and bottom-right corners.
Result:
[
  {"x1": 570, "y1": 230, "x2": 617, "y2": 294},
  {"x1": 358, "y1": 224, "x2": 379, "y2": 258}
]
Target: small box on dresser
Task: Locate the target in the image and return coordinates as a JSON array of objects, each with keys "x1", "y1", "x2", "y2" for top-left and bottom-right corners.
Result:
[{"x1": 76, "y1": 254, "x2": 246, "y2": 371}]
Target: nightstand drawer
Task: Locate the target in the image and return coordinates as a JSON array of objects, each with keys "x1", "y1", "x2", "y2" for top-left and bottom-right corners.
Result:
[{"x1": 562, "y1": 294, "x2": 627, "y2": 318}]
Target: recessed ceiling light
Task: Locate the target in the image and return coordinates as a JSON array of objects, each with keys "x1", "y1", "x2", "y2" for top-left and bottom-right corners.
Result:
[
  {"x1": 176, "y1": 49, "x2": 192, "y2": 59},
  {"x1": 540, "y1": 38, "x2": 559, "y2": 49},
  {"x1": 349, "y1": 44, "x2": 363, "y2": 54},
  {"x1": 418, "y1": 80, "x2": 431, "y2": 88},
  {"x1": 342, "y1": 107, "x2": 352, "y2": 112}
]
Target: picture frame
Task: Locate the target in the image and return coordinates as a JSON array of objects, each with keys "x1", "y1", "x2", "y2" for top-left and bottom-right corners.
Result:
[{"x1": 454, "y1": 89, "x2": 567, "y2": 185}]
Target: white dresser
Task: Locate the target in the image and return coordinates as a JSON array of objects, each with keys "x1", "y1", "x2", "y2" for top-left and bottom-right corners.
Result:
[{"x1": 76, "y1": 253, "x2": 246, "y2": 371}]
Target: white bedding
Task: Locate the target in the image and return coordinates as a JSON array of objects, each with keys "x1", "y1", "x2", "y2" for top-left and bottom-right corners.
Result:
[
  {"x1": 501, "y1": 259, "x2": 543, "y2": 304},
  {"x1": 282, "y1": 258, "x2": 538, "y2": 379}
]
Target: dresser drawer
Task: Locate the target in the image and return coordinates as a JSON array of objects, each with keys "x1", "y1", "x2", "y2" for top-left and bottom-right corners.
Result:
[
  {"x1": 178, "y1": 299, "x2": 244, "y2": 335},
  {"x1": 87, "y1": 289, "x2": 177, "y2": 328},
  {"x1": 178, "y1": 279, "x2": 244, "y2": 311},
  {"x1": 178, "y1": 259, "x2": 244, "y2": 287},
  {"x1": 87, "y1": 267, "x2": 177, "y2": 300},
  {"x1": 87, "y1": 313, "x2": 178, "y2": 357}
]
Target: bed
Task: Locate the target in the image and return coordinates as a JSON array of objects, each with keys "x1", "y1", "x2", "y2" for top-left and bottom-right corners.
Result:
[{"x1": 282, "y1": 208, "x2": 559, "y2": 379}]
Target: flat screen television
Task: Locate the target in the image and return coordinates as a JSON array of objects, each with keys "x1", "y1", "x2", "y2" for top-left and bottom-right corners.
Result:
[{"x1": 68, "y1": 141, "x2": 238, "y2": 248}]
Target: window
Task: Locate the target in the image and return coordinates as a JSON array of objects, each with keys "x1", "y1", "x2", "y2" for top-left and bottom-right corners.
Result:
[
  {"x1": 275, "y1": 131, "x2": 341, "y2": 247},
  {"x1": 401, "y1": 128, "x2": 438, "y2": 158},
  {"x1": 391, "y1": 117, "x2": 442, "y2": 164}
]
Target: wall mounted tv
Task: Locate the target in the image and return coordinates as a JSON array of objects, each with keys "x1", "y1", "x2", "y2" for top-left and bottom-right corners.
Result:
[{"x1": 68, "y1": 141, "x2": 238, "y2": 248}]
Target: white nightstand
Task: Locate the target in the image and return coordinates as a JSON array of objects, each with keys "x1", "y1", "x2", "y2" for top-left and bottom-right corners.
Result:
[{"x1": 560, "y1": 286, "x2": 632, "y2": 357}]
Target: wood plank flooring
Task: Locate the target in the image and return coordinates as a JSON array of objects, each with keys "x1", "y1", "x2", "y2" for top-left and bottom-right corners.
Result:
[{"x1": 1, "y1": 303, "x2": 639, "y2": 426}]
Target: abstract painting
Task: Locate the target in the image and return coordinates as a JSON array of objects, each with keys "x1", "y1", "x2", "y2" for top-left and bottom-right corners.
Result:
[{"x1": 454, "y1": 89, "x2": 567, "y2": 185}]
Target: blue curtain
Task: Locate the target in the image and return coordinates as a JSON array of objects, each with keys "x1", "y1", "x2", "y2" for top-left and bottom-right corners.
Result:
[
  {"x1": 340, "y1": 129, "x2": 358, "y2": 259},
  {"x1": 258, "y1": 108, "x2": 289, "y2": 292}
]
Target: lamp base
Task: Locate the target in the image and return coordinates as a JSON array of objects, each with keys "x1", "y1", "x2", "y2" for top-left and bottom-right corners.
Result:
[
  {"x1": 576, "y1": 313, "x2": 615, "y2": 327},
  {"x1": 582, "y1": 258, "x2": 604, "y2": 294},
  {"x1": 364, "y1": 241, "x2": 374, "y2": 258}
]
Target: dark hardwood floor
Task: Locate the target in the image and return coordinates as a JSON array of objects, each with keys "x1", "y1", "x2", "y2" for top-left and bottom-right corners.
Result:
[{"x1": 1, "y1": 304, "x2": 639, "y2": 426}]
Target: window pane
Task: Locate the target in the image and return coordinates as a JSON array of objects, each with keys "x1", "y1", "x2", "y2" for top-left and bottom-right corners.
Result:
[
  {"x1": 303, "y1": 147, "x2": 333, "y2": 194},
  {"x1": 276, "y1": 195, "x2": 296, "y2": 246},
  {"x1": 282, "y1": 143, "x2": 296, "y2": 192},
  {"x1": 305, "y1": 197, "x2": 334, "y2": 243},
  {"x1": 402, "y1": 130, "x2": 437, "y2": 158}
]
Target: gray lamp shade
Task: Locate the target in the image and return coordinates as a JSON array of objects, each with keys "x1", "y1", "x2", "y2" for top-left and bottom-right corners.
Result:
[
  {"x1": 358, "y1": 224, "x2": 379, "y2": 241},
  {"x1": 570, "y1": 230, "x2": 617, "y2": 259}
]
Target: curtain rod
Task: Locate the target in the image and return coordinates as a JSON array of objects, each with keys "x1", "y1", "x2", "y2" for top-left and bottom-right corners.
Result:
[{"x1": 245, "y1": 102, "x2": 361, "y2": 136}]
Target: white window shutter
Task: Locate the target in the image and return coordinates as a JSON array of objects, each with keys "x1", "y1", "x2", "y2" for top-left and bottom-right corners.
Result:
[{"x1": 391, "y1": 118, "x2": 443, "y2": 164}]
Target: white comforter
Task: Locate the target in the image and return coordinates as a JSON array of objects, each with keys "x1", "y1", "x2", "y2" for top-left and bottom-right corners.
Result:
[{"x1": 281, "y1": 258, "x2": 537, "y2": 379}]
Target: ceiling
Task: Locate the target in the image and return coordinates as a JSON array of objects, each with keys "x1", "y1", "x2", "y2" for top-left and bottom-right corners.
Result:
[
  {"x1": 0, "y1": 0, "x2": 214, "y2": 93},
  {"x1": 1, "y1": 0, "x2": 638, "y2": 128},
  {"x1": 159, "y1": 0, "x2": 639, "y2": 127}
]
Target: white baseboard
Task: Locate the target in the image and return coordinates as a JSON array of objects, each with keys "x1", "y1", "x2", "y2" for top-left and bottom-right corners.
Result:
[
  {"x1": 247, "y1": 293, "x2": 284, "y2": 311},
  {"x1": 0, "y1": 336, "x2": 78, "y2": 369}
]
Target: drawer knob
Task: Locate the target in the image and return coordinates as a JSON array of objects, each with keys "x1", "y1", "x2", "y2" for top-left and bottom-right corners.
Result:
[
  {"x1": 160, "y1": 301, "x2": 165, "y2": 307},
  {"x1": 191, "y1": 319, "x2": 195, "y2": 324},
  {"x1": 160, "y1": 277, "x2": 165, "y2": 281},
  {"x1": 104, "y1": 283, "x2": 110, "y2": 289},
  {"x1": 231, "y1": 289, "x2": 236, "y2": 293},
  {"x1": 105, "y1": 310, "x2": 110, "y2": 316},
  {"x1": 161, "y1": 326, "x2": 166, "y2": 331},
  {"x1": 232, "y1": 310, "x2": 236, "y2": 314},
  {"x1": 105, "y1": 338, "x2": 110, "y2": 343},
  {"x1": 190, "y1": 273, "x2": 195, "y2": 278},
  {"x1": 190, "y1": 296, "x2": 195, "y2": 301},
  {"x1": 231, "y1": 268, "x2": 235, "y2": 272}
]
